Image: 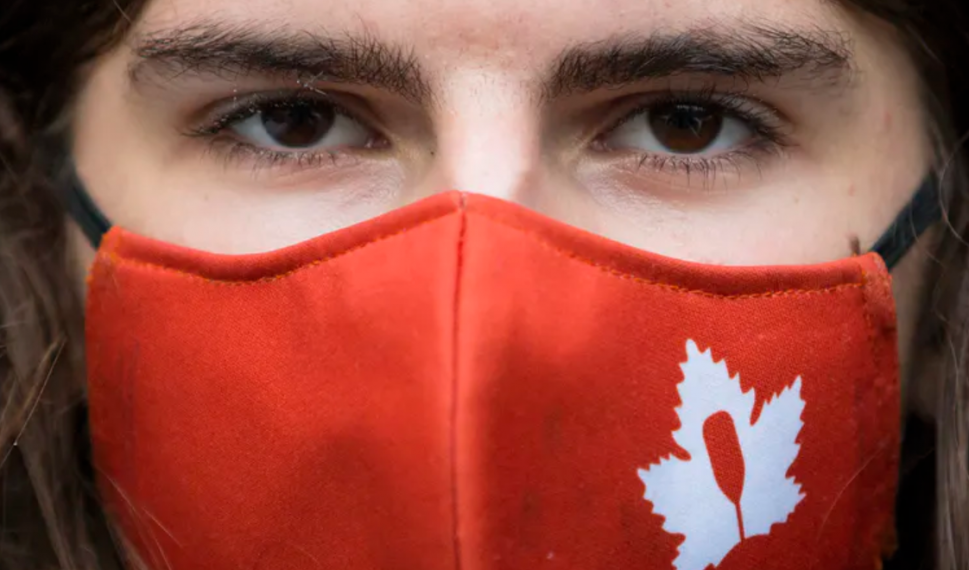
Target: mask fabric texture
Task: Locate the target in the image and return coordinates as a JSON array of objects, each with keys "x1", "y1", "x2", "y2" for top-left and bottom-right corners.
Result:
[{"x1": 86, "y1": 191, "x2": 900, "y2": 570}]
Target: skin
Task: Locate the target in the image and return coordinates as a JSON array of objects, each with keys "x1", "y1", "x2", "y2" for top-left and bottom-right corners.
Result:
[{"x1": 70, "y1": 0, "x2": 935, "y2": 413}]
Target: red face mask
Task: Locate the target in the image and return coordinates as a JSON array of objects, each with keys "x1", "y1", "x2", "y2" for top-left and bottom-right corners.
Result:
[{"x1": 82, "y1": 190, "x2": 915, "y2": 570}]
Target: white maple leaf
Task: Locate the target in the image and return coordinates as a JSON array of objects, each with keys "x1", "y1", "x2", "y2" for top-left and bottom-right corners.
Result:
[{"x1": 637, "y1": 339, "x2": 805, "y2": 570}]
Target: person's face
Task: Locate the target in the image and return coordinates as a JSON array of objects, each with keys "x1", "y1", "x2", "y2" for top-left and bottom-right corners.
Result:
[{"x1": 71, "y1": 0, "x2": 935, "y2": 409}]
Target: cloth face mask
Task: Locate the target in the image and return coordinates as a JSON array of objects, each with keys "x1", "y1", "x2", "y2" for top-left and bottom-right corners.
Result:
[{"x1": 73, "y1": 180, "x2": 938, "y2": 570}]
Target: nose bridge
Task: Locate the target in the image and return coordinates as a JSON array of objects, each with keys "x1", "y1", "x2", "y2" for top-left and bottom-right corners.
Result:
[{"x1": 430, "y1": 69, "x2": 542, "y2": 205}]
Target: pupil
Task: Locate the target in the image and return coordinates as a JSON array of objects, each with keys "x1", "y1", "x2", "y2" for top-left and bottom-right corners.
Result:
[
  {"x1": 261, "y1": 104, "x2": 335, "y2": 148},
  {"x1": 648, "y1": 103, "x2": 723, "y2": 154}
]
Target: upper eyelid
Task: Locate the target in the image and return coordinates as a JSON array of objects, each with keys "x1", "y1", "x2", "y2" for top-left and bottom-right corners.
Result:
[
  {"x1": 185, "y1": 90, "x2": 377, "y2": 138},
  {"x1": 597, "y1": 91, "x2": 789, "y2": 140},
  {"x1": 185, "y1": 85, "x2": 792, "y2": 155}
]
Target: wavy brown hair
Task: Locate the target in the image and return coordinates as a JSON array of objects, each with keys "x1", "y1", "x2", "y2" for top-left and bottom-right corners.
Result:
[{"x1": 0, "y1": 0, "x2": 967, "y2": 568}]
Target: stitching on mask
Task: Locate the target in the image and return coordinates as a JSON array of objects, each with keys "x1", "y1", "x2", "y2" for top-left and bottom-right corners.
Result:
[
  {"x1": 100, "y1": 208, "x2": 868, "y2": 299},
  {"x1": 805, "y1": 268, "x2": 896, "y2": 568},
  {"x1": 471, "y1": 213, "x2": 866, "y2": 300},
  {"x1": 860, "y1": 270, "x2": 879, "y2": 391},
  {"x1": 857, "y1": 269, "x2": 884, "y2": 565},
  {"x1": 99, "y1": 210, "x2": 460, "y2": 286},
  {"x1": 809, "y1": 270, "x2": 876, "y2": 559}
]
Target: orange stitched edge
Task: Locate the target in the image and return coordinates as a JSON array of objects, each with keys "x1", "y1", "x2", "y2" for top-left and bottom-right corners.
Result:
[
  {"x1": 859, "y1": 269, "x2": 879, "y2": 389},
  {"x1": 850, "y1": 269, "x2": 899, "y2": 566},
  {"x1": 101, "y1": 207, "x2": 868, "y2": 299},
  {"x1": 473, "y1": 213, "x2": 864, "y2": 300},
  {"x1": 100, "y1": 210, "x2": 459, "y2": 287}
]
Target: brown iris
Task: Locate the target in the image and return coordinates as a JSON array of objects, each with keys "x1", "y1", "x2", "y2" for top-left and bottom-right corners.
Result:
[
  {"x1": 261, "y1": 103, "x2": 336, "y2": 148},
  {"x1": 648, "y1": 103, "x2": 724, "y2": 154}
]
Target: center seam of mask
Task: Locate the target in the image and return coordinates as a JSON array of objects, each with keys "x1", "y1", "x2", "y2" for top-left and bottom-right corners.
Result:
[{"x1": 449, "y1": 193, "x2": 468, "y2": 570}]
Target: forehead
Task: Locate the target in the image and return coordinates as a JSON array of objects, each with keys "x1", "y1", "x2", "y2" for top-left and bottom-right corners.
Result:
[{"x1": 138, "y1": 0, "x2": 846, "y2": 70}]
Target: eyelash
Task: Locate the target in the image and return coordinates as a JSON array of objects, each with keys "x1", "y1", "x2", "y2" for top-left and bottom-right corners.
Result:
[
  {"x1": 186, "y1": 90, "x2": 380, "y2": 170},
  {"x1": 595, "y1": 88, "x2": 790, "y2": 179},
  {"x1": 186, "y1": 87, "x2": 790, "y2": 177}
]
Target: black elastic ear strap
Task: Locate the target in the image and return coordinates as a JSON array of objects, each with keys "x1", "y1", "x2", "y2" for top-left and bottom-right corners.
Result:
[
  {"x1": 870, "y1": 177, "x2": 942, "y2": 270},
  {"x1": 65, "y1": 174, "x2": 111, "y2": 249}
]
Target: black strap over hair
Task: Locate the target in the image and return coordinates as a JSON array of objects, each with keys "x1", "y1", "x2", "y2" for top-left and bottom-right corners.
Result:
[
  {"x1": 64, "y1": 173, "x2": 942, "y2": 269},
  {"x1": 65, "y1": 174, "x2": 110, "y2": 249},
  {"x1": 870, "y1": 176, "x2": 942, "y2": 270}
]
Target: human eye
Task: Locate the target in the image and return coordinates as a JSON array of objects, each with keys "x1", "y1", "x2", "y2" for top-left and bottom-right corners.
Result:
[
  {"x1": 186, "y1": 90, "x2": 387, "y2": 170},
  {"x1": 594, "y1": 90, "x2": 790, "y2": 179}
]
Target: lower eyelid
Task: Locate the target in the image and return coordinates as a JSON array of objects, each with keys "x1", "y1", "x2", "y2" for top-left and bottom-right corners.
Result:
[
  {"x1": 609, "y1": 137, "x2": 788, "y2": 176},
  {"x1": 203, "y1": 138, "x2": 365, "y2": 174}
]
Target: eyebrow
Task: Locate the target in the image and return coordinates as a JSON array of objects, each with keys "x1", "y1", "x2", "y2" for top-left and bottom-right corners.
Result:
[
  {"x1": 128, "y1": 23, "x2": 430, "y2": 103},
  {"x1": 543, "y1": 24, "x2": 854, "y2": 100}
]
